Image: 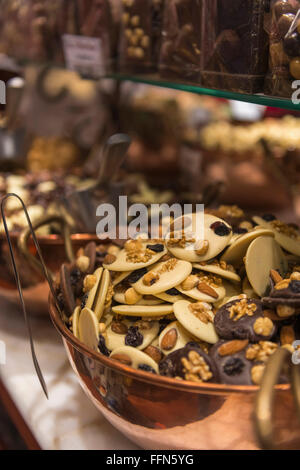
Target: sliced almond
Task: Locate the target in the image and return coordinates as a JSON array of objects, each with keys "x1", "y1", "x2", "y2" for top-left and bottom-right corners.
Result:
[
  {"x1": 143, "y1": 345, "x2": 163, "y2": 363},
  {"x1": 111, "y1": 353, "x2": 132, "y2": 366},
  {"x1": 161, "y1": 328, "x2": 178, "y2": 351},
  {"x1": 280, "y1": 326, "x2": 295, "y2": 345},
  {"x1": 218, "y1": 340, "x2": 249, "y2": 357},
  {"x1": 111, "y1": 321, "x2": 128, "y2": 335},
  {"x1": 270, "y1": 269, "x2": 283, "y2": 284},
  {"x1": 197, "y1": 282, "x2": 218, "y2": 299}
]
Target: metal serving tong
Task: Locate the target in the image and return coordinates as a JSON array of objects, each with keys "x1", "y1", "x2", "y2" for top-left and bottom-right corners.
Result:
[
  {"x1": 0, "y1": 194, "x2": 65, "y2": 398},
  {"x1": 63, "y1": 133, "x2": 131, "y2": 233}
]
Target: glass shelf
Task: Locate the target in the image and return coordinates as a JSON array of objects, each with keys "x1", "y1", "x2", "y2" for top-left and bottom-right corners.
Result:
[{"x1": 109, "y1": 73, "x2": 300, "y2": 112}]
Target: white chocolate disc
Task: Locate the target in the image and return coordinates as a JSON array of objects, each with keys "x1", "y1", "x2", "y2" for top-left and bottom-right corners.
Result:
[
  {"x1": 103, "y1": 242, "x2": 167, "y2": 272},
  {"x1": 155, "y1": 291, "x2": 187, "y2": 303},
  {"x1": 85, "y1": 267, "x2": 103, "y2": 310},
  {"x1": 245, "y1": 236, "x2": 287, "y2": 297},
  {"x1": 78, "y1": 307, "x2": 99, "y2": 352},
  {"x1": 113, "y1": 290, "x2": 163, "y2": 305},
  {"x1": 94, "y1": 269, "x2": 111, "y2": 320},
  {"x1": 174, "y1": 300, "x2": 219, "y2": 344},
  {"x1": 166, "y1": 213, "x2": 232, "y2": 262},
  {"x1": 110, "y1": 346, "x2": 158, "y2": 373},
  {"x1": 72, "y1": 306, "x2": 81, "y2": 339},
  {"x1": 158, "y1": 321, "x2": 193, "y2": 355},
  {"x1": 133, "y1": 259, "x2": 192, "y2": 295},
  {"x1": 252, "y1": 217, "x2": 300, "y2": 257},
  {"x1": 242, "y1": 277, "x2": 259, "y2": 299},
  {"x1": 105, "y1": 319, "x2": 159, "y2": 352},
  {"x1": 112, "y1": 271, "x2": 133, "y2": 286},
  {"x1": 177, "y1": 271, "x2": 225, "y2": 303},
  {"x1": 220, "y1": 229, "x2": 275, "y2": 266},
  {"x1": 112, "y1": 304, "x2": 173, "y2": 317},
  {"x1": 193, "y1": 261, "x2": 241, "y2": 283}
]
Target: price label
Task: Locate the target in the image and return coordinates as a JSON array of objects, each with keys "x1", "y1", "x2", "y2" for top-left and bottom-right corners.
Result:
[{"x1": 62, "y1": 34, "x2": 105, "y2": 79}]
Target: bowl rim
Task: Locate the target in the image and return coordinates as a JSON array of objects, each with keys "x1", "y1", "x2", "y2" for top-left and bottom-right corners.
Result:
[
  {"x1": 0, "y1": 232, "x2": 99, "y2": 245},
  {"x1": 48, "y1": 294, "x2": 291, "y2": 395}
]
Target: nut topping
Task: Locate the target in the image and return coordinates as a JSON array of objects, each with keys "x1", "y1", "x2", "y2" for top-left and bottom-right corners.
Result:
[
  {"x1": 229, "y1": 298, "x2": 257, "y2": 322},
  {"x1": 253, "y1": 317, "x2": 274, "y2": 337},
  {"x1": 161, "y1": 328, "x2": 178, "y2": 350},
  {"x1": 218, "y1": 340, "x2": 249, "y2": 357},
  {"x1": 197, "y1": 282, "x2": 218, "y2": 299},
  {"x1": 111, "y1": 321, "x2": 129, "y2": 335},
  {"x1": 111, "y1": 353, "x2": 132, "y2": 366}
]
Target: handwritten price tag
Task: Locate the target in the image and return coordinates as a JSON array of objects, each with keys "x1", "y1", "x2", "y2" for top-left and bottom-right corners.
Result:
[{"x1": 62, "y1": 34, "x2": 105, "y2": 79}]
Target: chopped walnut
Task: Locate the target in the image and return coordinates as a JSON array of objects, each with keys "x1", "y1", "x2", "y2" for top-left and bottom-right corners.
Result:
[
  {"x1": 229, "y1": 298, "x2": 257, "y2": 322},
  {"x1": 124, "y1": 239, "x2": 143, "y2": 252},
  {"x1": 181, "y1": 350, "x2": 212, "y2": 382},
  {"x1": 188, "y1": 302, "x2": 213, "y2": 324},
  {"x1": 197, "y1": 271, "x2": 222, "y2": 288},
  {"x1": 246, "y1": 341, "x2": 278, "y2": 362},
  {"x1": 271, "y1": 220, "x2": 300, "y2": 240},
  {"x1": 126, "y1": 248, "x2": 154, "y2": 264},
  {"x1": 253, "y1": 317, "x2": 274, "y2": 337},
  {"x1": 158, "y1": 258, "x2": 178, "y2": 274}
]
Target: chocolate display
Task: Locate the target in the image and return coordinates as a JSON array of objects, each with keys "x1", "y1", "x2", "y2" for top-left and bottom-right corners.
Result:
[
  {"x1": 265, "y1": 0, "x2": 300, "y2": 98},
  {"x1": 201, "y1": 0, "x2": 270, "y2": 93},
  {"x1": 58, "y1": 0, "x2": 115, "y2": 72},
  {"x1": 57, "y1": 208, "x2": 300, "y2": 386},
  {"x1": 0, "y1": 170, "x2": 85, "y2": 234},
  {"x1": 0, "y1": 0, "x2": 62, "y2": 63},
  {"x1": 159, "y1": 0, "x2": 202, "y2": 82},
  {"x1": 119, "y1": 0, "x2": 164, "y2": 73}
]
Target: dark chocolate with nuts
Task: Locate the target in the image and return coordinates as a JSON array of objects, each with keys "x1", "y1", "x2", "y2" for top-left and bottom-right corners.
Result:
[{"x1": 56, "y1": 208, "x2": 300, "y2": 384}]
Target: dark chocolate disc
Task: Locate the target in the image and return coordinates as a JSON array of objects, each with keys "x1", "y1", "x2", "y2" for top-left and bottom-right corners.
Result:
[
  {"x1": 159, "y1": 344, "x2": 219, "y2": 382},
  {"x1": 214, "y1": 298, "x2": 277, "y2": 342}
]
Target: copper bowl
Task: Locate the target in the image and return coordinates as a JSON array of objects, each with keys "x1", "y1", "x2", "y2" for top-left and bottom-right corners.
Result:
[
  {"x1": 49, "y1": 294, "x2": 300, "y2": 450},
  {"x1": 0, "y1": 214, "x2": 99, "y2": 315}
]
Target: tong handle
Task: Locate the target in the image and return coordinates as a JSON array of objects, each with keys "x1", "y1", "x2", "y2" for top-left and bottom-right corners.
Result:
[
  {"x1": 255, "y1": 348, "x2": 293, "y2": 449},
  {"x1": 0, "y1": 194, "x2": 66, "y2": 398},
  {"x1": 18, "y1": 214, "x2": 75, "y2": 279}
]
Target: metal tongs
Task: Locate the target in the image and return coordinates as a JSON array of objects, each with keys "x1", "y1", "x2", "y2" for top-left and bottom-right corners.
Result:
[
  {"x1": 0, "y1": 194, "x2": 64, "y2": 398},
  {"x1": 63, "y1": 133, "x2": 131, "y2": 233}
]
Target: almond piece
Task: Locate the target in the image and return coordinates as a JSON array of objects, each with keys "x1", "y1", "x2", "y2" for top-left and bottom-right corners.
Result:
[
  {"x1": 103, "y1": 254, "x2": 117, "y2": 265},
  {"x1": 280, "y1": 326, "x2": 295, "y2": 345},
  {"x1": 270, "y1": 269, "x2": 283, "y2": 284},
  {"x1": 263, "y1": 309, "x2": 281, "y2": 321},
  {"x1": 111, "y1": 321, "x2": 128, "y2": 335},
  {"x1": 218, "y1": 340, "x2": 249, "y2": 357},
  {"x1": 161, "y1": 328, "x2": 178, "y2": 351},
  {"x1": 143, "y1": 345, "x2": 163, "y2": 363},
  {"x1": 197, "y1": 282, "x2": 218, "y2": 299},
  {"x1": 111, "y1": 353, "x2": 132, "y2": 366}
]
